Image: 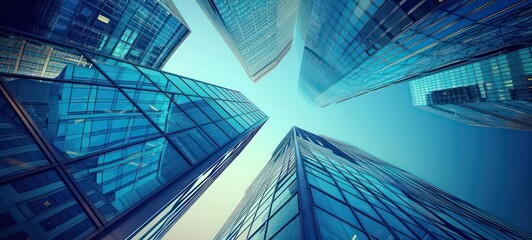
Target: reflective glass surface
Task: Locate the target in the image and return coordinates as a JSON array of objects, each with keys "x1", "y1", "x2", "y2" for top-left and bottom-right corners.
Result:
[
  {"x1": 169, "y1": 128, "x2": 217, "y2": 163},
  {"x1": 89, "y1": 55, "x2": 159, "y2": 90},
  {"x1": 170, "y1": 94, "x2": 211, "y2": 125},
  {"x1": 0, "y1": 93, "x2": 49, "y2": 177},
  {"x1": 2, "y1": 78, "x2": 160, "y2": 159},
  {"x1": 163, "y1": 73, "x2": 198, "y2": 96},
  {"x1": 0, "y1": 170, "x2": 96, "y2": 239},
  {"x1": 67, "y1": 138, "x2": 190, "y2": 222},
  {"x1": 138, "y1": 66, "x2": 181, "y2": 93},
  {"x1": 123, "y1": 89, "x2": 195, "y2": 133}
]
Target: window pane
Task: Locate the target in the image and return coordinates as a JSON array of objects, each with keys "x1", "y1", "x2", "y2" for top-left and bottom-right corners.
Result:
[
  {"x1": 190, "y1": 96, "x2": 222, "y2": 121},
  {"x1": 137, "y1": 66, "x2": 181, "y2": 93},
  {"x1": 201, "y1": 123, "x2": 230, "y2": 146},
  {"x1": 315, "y1": 208, "x2": 367, "y2": 240},
  {"x1": 169, "y1": 128, "x2": 217, "y2": 163},
  {"x1": 163, "y1": 73, "x2": 197, "y2": 95},
  {"x1": 88, "y1": 54, "x2": 158, "y2": 90},
  {"x1": 171, "y1": 94, "x2": 211, "y2": 125}
]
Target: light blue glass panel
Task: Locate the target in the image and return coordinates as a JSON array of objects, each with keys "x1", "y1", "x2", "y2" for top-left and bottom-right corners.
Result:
[
  {"x1": 137, "y1": 66, "x2": 181, "y2": 93},
  {"x1": 265, "y1": 195, "x2": 299, "y2": 239},
  {"x1": 0, "y1": 170, "x2": 97, "y2": 239},
  {"x1": 163, "y1": 73, "x2": 198, "y2": 96},
  {"x1": 123, "y1": 89, "x2": 194, "y2": 133},
  {"x1": 170, "y1": 94, "x2": 211, "y2": 125},
  {"x1": 215, "y1": 120, "x2": 239, "y2": 139},
  {"x1": 0, "y1": 92, "x2": 49, "y2": 177},
  {"x1": 88, "y1": 54, "x2": 158, "y2": 90},
  {"x1": 169, "y1": 128, "x2": 218, "y2": 163},
  {"x1": 315, "y1": 208, "x2": 368, "y2": 240},
  {"x1": 190, "y1": 96, "x2": 222, "y2": 121},
  {"x1": 2, "y1": 78, "x2": 160, "y2": 159},
  {"x1": 67, "y1": 138, "x2": 190, "y2": 222}
]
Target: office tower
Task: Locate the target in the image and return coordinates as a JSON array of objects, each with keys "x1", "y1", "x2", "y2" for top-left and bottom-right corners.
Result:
[
  {"x1": 410, "y1": 47, "x2": 532, "y2": 130},
  {"x1": 0, "y1": 0, "x2": 190, "y2": 69},
  {"x1": 0, "y1": 30, "x2": 268, "y2": 240},
  {"x1": 298, "y1": 0, "x2": 532, "y2": 107},
  {"x1": 215, "y1": 127, "x2": 531, "y2": 240},
  {"x1": 197, "y1": 0, "x2": 298, "y2": 82}
]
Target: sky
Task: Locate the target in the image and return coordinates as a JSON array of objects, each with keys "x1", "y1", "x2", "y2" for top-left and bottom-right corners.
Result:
[{"x1": 163, "y1": 1, "x2": 532, "y2": 239}]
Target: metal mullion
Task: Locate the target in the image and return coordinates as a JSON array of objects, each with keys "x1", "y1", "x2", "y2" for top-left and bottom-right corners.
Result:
[
  {"x1": 0, "y1": 72, "x2": 115, "y2": 88},
  {"x1": 81, "y1": 51, "x2": 195, "y2": 166},
  {"x1": 0, "y1": 78, "x2": 106, "y2": 229}
]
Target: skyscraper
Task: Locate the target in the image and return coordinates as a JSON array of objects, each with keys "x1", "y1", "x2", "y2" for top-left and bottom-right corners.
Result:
[
  {"x1": 0, "y1": 0, "x2": 190, "y2": 69},
  {"x1": 215, "y1": 127, "x2": 531, "y2": 240},
  {"x1": 298, "y1": 0, "x2": 532, "y2": 107},
  {"x1": 197, "y1": 0, "x2": 298, "y2": 82},
  {"x1": 0, "y1": 30, "x2": 267, "y2": 240},
  {"x1": 410, "y1": 46, "x2": 532, "y2": 130}
]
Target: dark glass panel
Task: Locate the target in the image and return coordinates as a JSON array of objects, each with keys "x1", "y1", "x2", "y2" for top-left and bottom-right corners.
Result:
[
  {"x1": 2, "y1": 78, "x2": 160, "y2": 159},
  {"x1": 0, "y1": 92, "x2": 49, "y2": 177},
  {"x1": 265, "y1": 195, "x2": 299, "y2": 239},
  {"x1": 123, "y1": 89, "x2": 194, "y2": 133},
  {"x1": 170, "y1": 94, "x2": 210, "y2": 125},
  {"x1": 215, "y1": 120, "x2": 239, "y2": 139},
  {"x1": 67, "y1": 138, "x2": 189, "y2": 222},
  {"x1": 227, "y1": 118, "x2": 245, "y2": 133},
  {"x1": 190, "y1": 96, "x2": 222, "y2": 121},
  {"x1": 169, "y1": 128, "x2": 217, "y2": 163},
  {"x1": 0, "y1": 170, "x2": 96, "y2": 239},
  {"x1": 201, "y1": 123, "x2": 230, "y2": 146}
]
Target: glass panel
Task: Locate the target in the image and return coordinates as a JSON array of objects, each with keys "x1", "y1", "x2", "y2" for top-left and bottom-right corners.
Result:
[
  {"x1": 195, "y1": 82, "x2": 218, "y2": 98},
  {"x1": 137, "y1": 66, "x2": 181, "y2": 93},
  {"x1": 356, "y1": 211, "x2": 394, "y2": 239},
  {"x1": 265, "y1": 195, "x2": 298, "y2": 239},
  {"x1": 123, "y1": 89, "x2": 194, "y2": 133},
  {"x1": 269, "y1": 216, "x2": 301, "y2": 240},
  {"x1": 315, "y1": 208, "x2": 367, "y2": 240},
  {"x1": 181, "y1": 77, "x2": 209, "y2": 97},
  {"x1": 170, "y1": 94, "x2": 210, "y2": 125},
  {"x1": 216, "y1": 100, "x2": 237, "y2": 116},
  {"x1": 0, "y1": 92, "x2": 49, "y2": 177},
  {"x1": 0, "y1": 170, "x2": 96, "y2": 239},
  {"x1": 0, "y1": 32, "x2": 109, "y2": 85},
  {"x1": 311, "y1": 187, "x2": 358, "y2": 224},
  {"x1": 215, "y1": 120, "x2": 239, "y2": 139},
  {"x1": 190, "y1": 96, "x2": 222, "y2": 121},
  {"x1": 163, "y1": 73, "x2": 197, "y2": 96},
  {"x1": 169, "y1": 128, "x2": 217, "y2": 163},
  {"x1": 227, "y1": 118, "x2": 245, "y2": 133},
  {"x1": 68, "y1": 138, "x2": 190, "y2": 222},
  {"x1": 205, "y1": 98, "x2": 230, "y2": 118},
  {"x1": 88, "y1": 54, "x2": 158, "y2": 90},
  {"x1": 234, "y1": 116, "x2": 251, "y2": 130},
  {"x1": 201, "y1": 123, "x2": 230, "y2": 146},
  {"x1": 2, "y1": 78, "x2": 160, "y2": 159}
]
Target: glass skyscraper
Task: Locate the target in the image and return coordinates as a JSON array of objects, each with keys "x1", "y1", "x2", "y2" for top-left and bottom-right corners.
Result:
[
  {"x1": 0, "y1": 0, "x2": 190, "y2": 69},
  {"x1": 298, "y1": 0, "x2": 532, "y2": 107},
  {"x1": 197, "y1": 0, "x2": 298, "y2": 82},
  {"x1": 410, "y1": 46, "x2": 532, "y2": 130},
  {"x1": 0, "y1": 30, "x2": 267, "y2": 239},
  {"x1": 215, "y1": 127, "x2": 531, "y2": 240}
]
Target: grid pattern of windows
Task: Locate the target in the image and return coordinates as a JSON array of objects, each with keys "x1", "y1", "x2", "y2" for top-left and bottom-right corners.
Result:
[
  {"x1": 197, "y1": 0, "x2": 298, "y2": 81},
  {"x1": 0, "y1": 31, "x2": 267, "y2": 239},
  {"x1": 298, "y1": 0, "x2": 532, "y2": 107},
  {"x1": 1, "y1": 0, "x2": 190, "y2": 69},
  {"x1": 216, "y1": 127, "x2": 531, "y2": 240},
  {"x1": 410, "y1": 47, "x2": 532, "y2": 130}
]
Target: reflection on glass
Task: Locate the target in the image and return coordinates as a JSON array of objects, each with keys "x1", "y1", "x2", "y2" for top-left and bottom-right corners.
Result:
[
  {"x1": 88, "y1": 54, "x2": 159, "y2": 90},
  {"x1": 0, "y1": 93, "x2": 49, "y2": 178},
  {"x1": 170, "y1": 94, "x2": 211, "y2": 125},
  {"x1": 0, "y1": 31, "x2": 108, "y2": 84},
  {"x1": 190, "y1": 96, "x2": 222, "y2": 121},
  {"x1": 202, "y1": 123, "x2": 230, "y2": 146},
  {"x1": 181, "y1": 77, "x2": 209, "y2": 97},
  {"x1": 0, "y1": 170, "x2": 96, "y2": 239},
  {"x1": 124, "y1": 89, "x2": 195, "y2": 133},
  {"x1": 169, "y1": 128, "x2": 217, "y2": 163},
  {"x1": 138, "y1": 66, "x2": 181, "y2": 93},
  {"x1": 67, "y1": 138, "x2": 190, "y2": 222},
  {"x1": 2, "y1": 78, "x2": 160, "y2": 159},
  {"x1": 163, "y1": 73, "x2": 198, "y2": 96}
]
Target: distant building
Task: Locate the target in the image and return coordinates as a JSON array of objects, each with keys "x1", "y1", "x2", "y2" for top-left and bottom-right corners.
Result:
[
  {"x1": 0, "y1": 0, "x2": 190, "y2": 69},
  {"x1": 215, "y1": 127, "x2": 531, "y2": 239},
  {"x1": 298, "y1": 0, "x2": 532, "y2": 107},
  {"x1": 197, "y1": 0, "x2": 298, "y2": 82},
  {"x1": 410, "y1": 47, "x2": 532, "y2": 130},
  {"x1": 0, "y1": 30, "x2": 267, "y2": 240}
]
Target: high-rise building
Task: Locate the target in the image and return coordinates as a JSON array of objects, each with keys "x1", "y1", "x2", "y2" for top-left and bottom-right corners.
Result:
[
  {"x1": 197, "y1": 0, "x2": 298, "y2": 82},
  {"x1": 215, "y1": 127, "x2": 531, "y2": 240},
  {"x1": 0, "y1": 0, "x2": 190, "y2": 69},
  {"x1": 410, "y1": 46, "x2": 532, "y2": 130},
  {"x1": 298, "y1": 0, "x2": 532, "y2": 107},
  {"x1": 0, "y1": 30, "x2": 268, "y2": 240}
]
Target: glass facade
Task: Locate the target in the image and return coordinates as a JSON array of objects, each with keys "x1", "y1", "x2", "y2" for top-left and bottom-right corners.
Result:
[
  {"x1": 0, "y1": 31, "x2": 268, "y2": 239},
  {"x1": 0, "y1": 0, "x2": 190, "y2": 69},
  {"x1": 298, "y1": 0, "x2": 532, "y2": 107},
  {"x1": 215, "y1": 127, "x2": 531, "y2": 240},
  {"x1": 197, "y1": 0, "x2": 298, "y2": 82}
]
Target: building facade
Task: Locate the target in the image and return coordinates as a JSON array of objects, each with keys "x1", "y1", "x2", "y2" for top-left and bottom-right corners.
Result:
[
  {"x1": 0, "y1": 0, "x2": 190, "y2": 69},
  {"x1": 197, "y1": 0, "x2": 298, "y2": 82},
  {"x1": 215, "y1": 127, "x2": 531, "y2": 240},
  {"x1": 410, "y1": 46, "x2": 532, "y2": 130},
  {"x1": 298, "y1": 0, "x2": 532, "y2": 107},
  {"x1": 0, "y1": 30, "x2": 267, "y2": 240}
]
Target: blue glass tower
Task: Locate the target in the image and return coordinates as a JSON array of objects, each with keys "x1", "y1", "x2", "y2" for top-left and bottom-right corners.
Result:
[
  {"x1": 215, "y1": 127, "x2": 531, "y2": 240},
  {"x1": 197, "y1": 0, "x2": 298, "y2": 82},
  {"x1": 298, "y1": 0, "x2": 532, "y2": 107},
  {"x1": 0, "y1": 0, "x2": 190, "y2": 69},
  {"x1": 410, "y1": 46, "x2": 532, "y2": 130},
  {"x1": 0, "y1": 30, "x2": 267, "y2": 239}
]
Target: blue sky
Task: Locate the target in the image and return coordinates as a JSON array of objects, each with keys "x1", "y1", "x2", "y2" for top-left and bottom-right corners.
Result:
[{"x1": 164, "y1": 1, "x2": 532, "y2": 239}]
